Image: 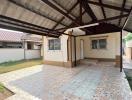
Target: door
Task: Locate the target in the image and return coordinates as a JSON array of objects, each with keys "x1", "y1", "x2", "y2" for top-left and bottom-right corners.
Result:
[{"x1": 80, "y1": 40, "x2": 84, "y2": 59}]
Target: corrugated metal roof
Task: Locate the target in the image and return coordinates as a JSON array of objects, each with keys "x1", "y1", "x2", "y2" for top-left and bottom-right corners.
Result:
[{"x1": 0, "y1": 0, "x2": 131, "y2": 35}]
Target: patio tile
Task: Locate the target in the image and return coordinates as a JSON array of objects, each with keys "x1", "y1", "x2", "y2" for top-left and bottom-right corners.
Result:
[{"x1": 0, "y1": 63, "x2": 132, "y2": 100}]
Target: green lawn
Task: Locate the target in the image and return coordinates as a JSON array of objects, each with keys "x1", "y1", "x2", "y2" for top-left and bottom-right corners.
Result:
[
  {"x1": 0, "y1": 83, "x2": 5, "y2": 92},
  {"x1": 124, "y1": 69, "x2": 132, "y2": 90},
  {"x1": 0, "y1": 59, "x2": 43, "y2": 74}
]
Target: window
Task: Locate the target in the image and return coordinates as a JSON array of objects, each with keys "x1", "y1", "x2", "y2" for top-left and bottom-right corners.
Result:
[
  {"x1": 99, "y1": 39, "x2": 107, "y2": 49},
  {"x1": 27, "y1": 42, "x2": 34, "y2": 49},
  {"x1": 48, "y1": 39, "x2": 61, "y2": 50},
  {"x1": 91, "y1": 39, "x2": 107, "y2": 49},
  {"x1": 0, "y1": 42, "x2": 2, "y2": 48},
  {"x1": 0, "y1": 42, "x2": 23, "y2": 48},
  {"x1": 91, "y1": 40, "x2": 98, "y2": 49}
]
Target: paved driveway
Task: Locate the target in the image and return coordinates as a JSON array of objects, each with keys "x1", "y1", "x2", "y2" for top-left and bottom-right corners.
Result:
[{"x1": 0, "y1": 63, "x2": 132, "y2": 100}]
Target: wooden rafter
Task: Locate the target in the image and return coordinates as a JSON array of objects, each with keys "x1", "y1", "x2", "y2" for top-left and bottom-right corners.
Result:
[
  {"x1": 98, "y1": 0, "x2": 106, "y2": 19},
  {"x1": 0, "y1": 15, "x2": 75, "y2": 37},
  {"x1": 52, "y1": 1, "x2": 79, "y2": 29},
  {"x1": 79, "y1": 0, "x2": 83, "y2": 24},
  {"x1": 82, "y1": 0, "x2": 97, "y2": 21},
  {"x1": 0, "y1": 16, "x2": 59, "y2": 37},
  {"x1": 56, "y1": 11, "x2": 86, "y2": 31},
  {"x1": 41, "y1": 0, "x2": 80, "y2": 26},
  {"x1": 52, "y1": 0, "x2": 76, "y2": 18},
  {"x1": 87, "y1": 1, "x2": 130, "y2": 12},
  {"x1": 77, "y1": 23, "x2": 121, "y2": 36},
  {"x1": 8, "y1": 0, "x2": 67, "y2": 27},
  {"x1": 0, "y1": 15, "x2": 60, "y2": 36},
  {"x1": 56, "y1": 13, "x2": 129, "y2": 30},
  {"x1": 118, "y1": 0, "x2": 126, "y2": 26},
  {"x1": 122, "y1": 7, "x2": 132, "y2": 30}
]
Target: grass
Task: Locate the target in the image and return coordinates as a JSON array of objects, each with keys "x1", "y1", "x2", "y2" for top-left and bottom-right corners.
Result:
[
  {"x1": 124, "y1": 69, "x2": 132, "y2": 90},
  {"x1": 0, "y1": 58, "x2": 43, "y2": 74},
  {"x1": 0, "y1": 82, "x2": 14, "y2": 100},
  {"x1": 0, "y1": 83, "x2": 5, "y2": 93}
]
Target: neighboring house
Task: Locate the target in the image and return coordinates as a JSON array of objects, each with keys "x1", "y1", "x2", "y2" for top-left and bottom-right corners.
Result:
[
  {"x1": 0, "y1": 29, "x2": 42, "y2": 63},
  {"x1": 43, "y1": 29, "x2": 120, "y2": 67},
  {"x1": 123, "y1": 32, "x2": 132, "y2": 60}
]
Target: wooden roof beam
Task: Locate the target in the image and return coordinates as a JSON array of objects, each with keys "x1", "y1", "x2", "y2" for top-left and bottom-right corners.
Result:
[
  {"x1": 41, "y1": 0, "x2": 80, "y2": 26},
  {"x1": 79, "y1": 0, "x2": 83, "y2": 24},
  {"x1": 118, "y1": 0, "x2": 127, "y2": 26},
  {"x1": 52, "y1": 1, "x2": 79, "y2": 29},
  {"x1": 0, "y1": 15, "x2": 74, "y2": 37},
  {"x1": 58, "y1": 11, "x2": 86, "y2": 31},
  {"x1": 98, "y1": 0, "x2": 106, "y2": 19},
  {"x1": 52, "y1": 0, "x2": 76, "y2": 18},
  {"x1": 82, "y1": 0, "x2": 97, "y2": 21},
  {"x1": 122, "y1": 7, "x2": 132, "y2": 30},
  {"x1": 56, "y1": 13, "x2": 129, "y2": 30}
]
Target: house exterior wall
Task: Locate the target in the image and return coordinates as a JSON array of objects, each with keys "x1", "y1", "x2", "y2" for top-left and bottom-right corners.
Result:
[
  {"x1": 43, "y1": 32, "x2": 121, "y2": 67},
  {"x1": 43, "y1": 35, "x2": 68, "y2": 62},
  {"x1": 125, "y1": 40, "x2": 132, "y2": 60},
  {"x1": 25, "y1": 50, "x2": 41, "y2": 59},
  {"x1": 125, "y1": 47, "x2": 132, "y2": 59},
  {"x1": 77, "y1": 32, "x2": 120, "y2": 60}
]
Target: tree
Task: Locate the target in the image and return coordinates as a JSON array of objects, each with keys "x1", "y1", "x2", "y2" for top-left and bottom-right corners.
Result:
[{"x1": 125, "y1": 33, "x2": 132, "y2": 42}]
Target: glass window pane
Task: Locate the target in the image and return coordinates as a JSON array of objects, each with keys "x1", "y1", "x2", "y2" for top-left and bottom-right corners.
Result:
[
  {"x1": 49, "y1": 40, "x2": 54, "y2": 50},
  {"x1": 54, "y1": 39, "x2": 61, "y2": 50},
  {"x1": 99, "y1": 39, "x2": 106, "y2": 49},
  {"x1": 92, "y1": 40, "x2": 98, "y2": 49}
]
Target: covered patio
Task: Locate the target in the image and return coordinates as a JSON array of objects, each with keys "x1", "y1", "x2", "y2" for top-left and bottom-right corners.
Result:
[
  {"x1": 0, "y1": 0, "x2": 132, "y2": 100},
  {"x1": 0, "y1": 62, "x2": 132, "y2": 100},
  {"x1": 0, "y1": 0, "x2": 131, "y2": 72}
]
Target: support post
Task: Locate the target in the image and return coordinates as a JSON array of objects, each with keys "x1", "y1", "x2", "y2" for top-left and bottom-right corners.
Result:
[
  {"x1": 74, "y1": 37, "x2": 77, "y2": 66},
  {"x1": 120, "y1": 31, "x2": 123, "y2": 72},
  {"x1": 67, "y1": 31, "x2": 73, "y2": 67}
]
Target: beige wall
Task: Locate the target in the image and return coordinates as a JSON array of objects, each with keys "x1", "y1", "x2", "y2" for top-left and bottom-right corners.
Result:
[
  {"x1": 43, "y1": 32, "x2": 121, "y2": 64},
  {"x1": 75, "y1": 32, "x2": 121, "y2": 59},
  {"x1": 43, "y1": 35, "x2": 68, "y2": 62}
]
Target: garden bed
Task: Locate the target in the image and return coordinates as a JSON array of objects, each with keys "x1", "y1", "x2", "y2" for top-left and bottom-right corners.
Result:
[{"x1": 124, "y1": 68, "x2": 132, "y2": 90}]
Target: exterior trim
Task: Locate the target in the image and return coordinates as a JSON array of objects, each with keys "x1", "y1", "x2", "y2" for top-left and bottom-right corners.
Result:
[
  {"x1": 43, "y1": 60, "x2": 80, "y2": 68},
  {"x1": 84, "y1": 57, "x2": 115, "y2": 62}
]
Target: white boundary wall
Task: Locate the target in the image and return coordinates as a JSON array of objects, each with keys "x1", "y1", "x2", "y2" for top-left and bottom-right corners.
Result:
[{"x1": 0, "y1": 49, "x2": 41, "y2": 63}]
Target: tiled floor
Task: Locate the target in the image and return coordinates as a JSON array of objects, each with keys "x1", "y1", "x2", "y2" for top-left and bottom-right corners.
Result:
[{"x1": 0, "y1": 62, "x2": 132, "y2": 100}]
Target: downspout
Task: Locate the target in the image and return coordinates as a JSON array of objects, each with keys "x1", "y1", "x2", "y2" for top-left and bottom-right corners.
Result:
[{"x1": 23, "y1": 39, "x2": 26, "y2": 60}]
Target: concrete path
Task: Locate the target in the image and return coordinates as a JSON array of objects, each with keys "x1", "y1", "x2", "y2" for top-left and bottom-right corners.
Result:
[
  {"x1": 0, "y1": 63, "x2": 132, "y2": 100},
  {"x1": 123, "y1": 58, "x2": 132, "y2": 69}
]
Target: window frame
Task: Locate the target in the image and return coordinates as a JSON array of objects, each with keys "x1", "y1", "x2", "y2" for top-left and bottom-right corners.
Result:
[
  {"x1": 48, "y1": 38, "x2": 61, "y2": 50},
  {"x1": 27, "y1": 42, "x2": 34, "y2": 50},
  {"x1": 91, "y1": 38, "x2": 107, "y2": 49}
]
